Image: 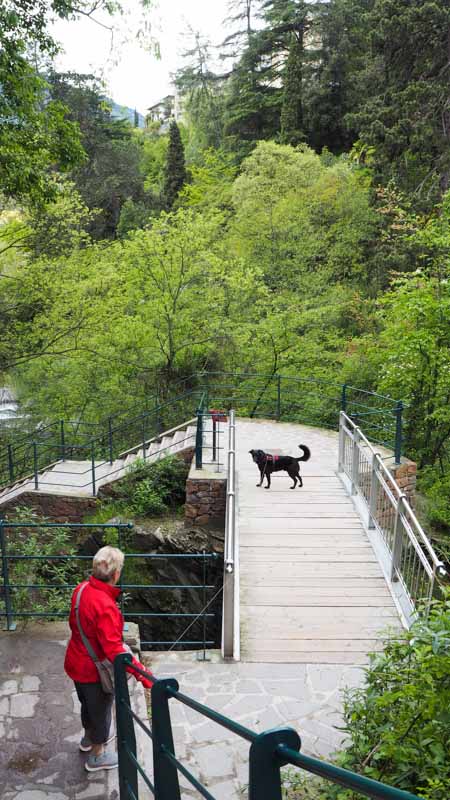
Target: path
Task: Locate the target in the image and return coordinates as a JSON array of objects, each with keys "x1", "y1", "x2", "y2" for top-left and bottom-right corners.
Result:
[
  {"x1": 235, "y1": 419, "x2": 401, "y2": 664},
  {"x1": 0, "y1": 623, "x2": 151, "y2": 800}
]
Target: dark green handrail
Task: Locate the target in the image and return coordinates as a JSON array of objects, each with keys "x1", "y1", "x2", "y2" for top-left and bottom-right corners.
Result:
[
  {"x1": 0, "y1": 521, "x2": 218, "y2": 650},
  {"x1": 0, "y1": 371, "x2": 406, "y2": 491},
  {"x1": 114, "y1": 653, "x2": 423, "y2": 800}
]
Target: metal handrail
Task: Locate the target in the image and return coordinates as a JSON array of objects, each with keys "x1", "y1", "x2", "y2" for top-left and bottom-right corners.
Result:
[
  {"x1": 222, "y1": 410, "x2": 238, "y2": 660},
  {"x1": 2, "y1": 372, "x2": 406, "y2": 492},
  {"x1": 0, "y1": 521, "x2": 217, "y2": 649},
  {"x1": 338, "y1": 411, "x2": 447, "y2": 623},
  {"x1": 113, "y1": 653, "x2": 423, "y2": 800}
]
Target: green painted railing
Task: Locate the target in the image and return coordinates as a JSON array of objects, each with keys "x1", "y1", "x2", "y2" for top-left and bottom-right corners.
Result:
[
  {"x1": 0, "y1": 521, "x2": 219, "y2": 652},
  {"x1": 0, "y1": 371, "x2": 405, "y2": 493},
  {"x1": 114, "y1": 653, "x2": 422, "y2": 800}
]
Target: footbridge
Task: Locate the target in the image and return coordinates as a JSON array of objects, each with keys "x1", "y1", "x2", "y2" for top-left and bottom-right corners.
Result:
[
  {"x1": 0, "y1": 372, "x2": 446, "y2": 799},
  {"x1": 233, "y1": 418, "x2": 401, "y2": 665}
]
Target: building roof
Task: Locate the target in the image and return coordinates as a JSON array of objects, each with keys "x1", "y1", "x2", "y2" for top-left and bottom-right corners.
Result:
[{"x1": 147, "y1": 95, "x2": 174, "y2": 112}]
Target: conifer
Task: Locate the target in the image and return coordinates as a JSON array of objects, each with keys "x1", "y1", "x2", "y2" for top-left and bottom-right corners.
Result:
[{"x1": 163, "y1": 121, "x2": 187, "y2": 210}]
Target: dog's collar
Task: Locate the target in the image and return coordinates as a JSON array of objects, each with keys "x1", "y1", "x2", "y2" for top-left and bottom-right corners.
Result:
[{"x1": 265, "y1": 454, "x2": 279, "y2": 462}]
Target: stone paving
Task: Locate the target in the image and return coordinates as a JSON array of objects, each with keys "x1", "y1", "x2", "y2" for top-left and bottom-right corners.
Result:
[
  {"x1": 0, "y1": 624, "x2": 364, "y2": 800},
  {"x1": 144, "y1": 650, "x2": 364, "y2": 799},
  {"x1": 0, "y1": 623, "x2": 151, "y2": 800}
]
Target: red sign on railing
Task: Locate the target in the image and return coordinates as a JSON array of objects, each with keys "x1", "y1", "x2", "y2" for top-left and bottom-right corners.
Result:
[{"x1": 209, "y1": 409, "x2": 228, "y2": 423}]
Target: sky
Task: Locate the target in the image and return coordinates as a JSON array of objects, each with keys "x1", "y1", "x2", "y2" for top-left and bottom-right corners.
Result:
[{"x1": 50, "y1": 0, "x2": 230, "y2": 114}]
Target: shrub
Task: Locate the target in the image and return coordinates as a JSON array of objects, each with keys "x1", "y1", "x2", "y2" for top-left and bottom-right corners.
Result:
[
  {"x1": 130, "y1": 480, "x2": 168, "y2": 516},
  {"x1": 329, "y1": 596, "x2": 450, "y2": 800},
  {"x1": 1, "y1": 507, "x2": 78, "y2": 621},
  {"x1": 114, "y1": 455, "x2": 189, "y2": 517}
]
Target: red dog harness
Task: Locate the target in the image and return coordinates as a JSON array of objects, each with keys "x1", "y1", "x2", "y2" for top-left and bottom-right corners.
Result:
[{"x1": 261, "y1": 453, "x2": 279, "y2": 480}]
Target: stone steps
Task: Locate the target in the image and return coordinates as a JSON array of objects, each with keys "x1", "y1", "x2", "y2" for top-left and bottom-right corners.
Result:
[{"x1": 0, "y1": 418, "x2": 197, "y2": 508}]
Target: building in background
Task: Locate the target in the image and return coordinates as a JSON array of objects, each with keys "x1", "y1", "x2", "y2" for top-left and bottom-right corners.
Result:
[{"x1": 146, "y1": 89, "x2": 184, "y2": 132}]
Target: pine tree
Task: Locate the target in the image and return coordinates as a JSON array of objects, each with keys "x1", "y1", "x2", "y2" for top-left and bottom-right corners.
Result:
[
  {"x1": 348, "y1": 0, "x2": 450, "y2": 200},
  {"x1": 163, "y1": 121, "x2": 187, "y2": 210},
  {"x1": 280, "y1": 32, "x2": 305, "y2": 145}
]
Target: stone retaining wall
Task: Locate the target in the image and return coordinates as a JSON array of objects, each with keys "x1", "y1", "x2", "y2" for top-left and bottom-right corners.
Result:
[
  {"x1": 389, "y1": 459, "x2": 417, "y2": 502},
  {"x1": 185, "y1": 467, "x2": 226, "y2": 528},
  {"x1": 1, "y1": 492, "x2": 97, "y2": 523}
]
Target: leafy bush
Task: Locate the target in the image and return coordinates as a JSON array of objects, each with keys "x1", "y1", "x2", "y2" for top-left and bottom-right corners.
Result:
[
  {"x1": 2, "y1": 508, "x2": 78, "y2": 621},
  {"x1": 328, "y1": 597, "x2": 450, "y2": 800},
  {"x1": 131, "y1": 481, "x2": 168, "y2": 516},
  {"x1": 111, "y1": 455, "x2": 189, "y2": 518}
]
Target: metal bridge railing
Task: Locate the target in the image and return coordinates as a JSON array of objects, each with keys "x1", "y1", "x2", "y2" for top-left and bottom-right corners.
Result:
[
  {"x1": 0, "y1": 521, "x2": 219, "y2": 652},
  {"x1": 114, "y1": 652, "x2": 422, "y2": 800},
  {"x1": 1, "y1": 371, "x2": 406, "y2": 494},
  {"x1": 338, "y1": 411, "x2": 447, "y2": 623},
  {"x1": 221, "y1": 409, "x2": 239, "y2": 660}
]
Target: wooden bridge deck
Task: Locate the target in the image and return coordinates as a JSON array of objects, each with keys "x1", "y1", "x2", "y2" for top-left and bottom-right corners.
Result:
[{"x1": 236, "y1": 419, "x2": 401, "y2": 664}]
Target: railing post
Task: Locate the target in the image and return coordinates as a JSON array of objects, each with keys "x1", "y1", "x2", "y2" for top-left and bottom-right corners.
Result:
[
  {"x1": 142, "y1": 413, "x2": 147, "y2": 458},
  {"x1": 195, "y1": 410, "x2": 203, "y2": 469},
  {"x1": 60, "y1": 419, "x2": 66, "y2": 462},
  {"x1": 368, "y1": 452, "x2": 380, "y2": 529},
  {"x1": 337, "y1": 411, "x2": 345, "y2": 473},
  {"x1": 212, "y1": 416, "x2": 217, "y2": 461},
  {"x1": 0, "y1": 519, "x2": 16, "y2": 631},
  {"x1": 90, "y1": 441, "x2": 96, "y2": 497},
  {"x1": 394, "y1": 401, "x2": 403, "y2": 465},
  {"x1": 151, "y1": 678, "x2": 181, "y2": 800},
  {"x1": 249, "y1": 728, "x2": 301, "y2": 800},
  {"x1": 351, "y1": 428, "x2": 360, "y2": 496},
  {"x1": 391, "y1": 494, "x2": 405, "y2": 582},
  {"x1": 341, "y1": 383, "x2": 347, "y2": 412},
  {"x1": 197, "y1": 551, "x2": 210, "y2": 662},
  {"x1": 33, "y1": 442, "x2": 39, "y2": 490},
  {"x1": 276, "y1": 375, "x2": 281, "y2": 420},
  {"x1": 223, "y1": 410, "x2": 236, "y2": 660},
  {"x1": 114, "y1": 653, "x2": 138, "y2": 800},
  {"x1": 108, "y1": 417, "x2": 113, "y2": 464},
  {"x1": 7, "y1": 444, "x2": 14, "y2": 482}
]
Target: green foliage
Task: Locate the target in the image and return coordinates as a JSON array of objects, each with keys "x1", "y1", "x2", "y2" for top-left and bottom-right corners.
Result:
[
  {"x1": 117, "y1": 198, "x2": 150, "y2": 239},
  {"x1": 48, "y1": 72, "x2": 146, "y2": 239},
  {"x1": 108, "y1": 456, "x2": 189, "y2": 518},
  {"x1": 2, "y1": 507, "x2": 78, "y2": 619},
  {"x1": 329, "y1": 597, "x2": 450, "y2": 800},
  {"x1": 231, "y1": 141, "x2": 377, "y2": 289},
  {"x1": 163, "y1": 121, "x2": 187, "y2": 210},
  {"x1": 179, "y1": 148, "x2": 236, "y2": 212},
  {"x1": 347, "y1": 0, "x2": 450, "y2": 200},
  {"x1": 280, "y1": 32, "x2": 305, "y2": 146}
]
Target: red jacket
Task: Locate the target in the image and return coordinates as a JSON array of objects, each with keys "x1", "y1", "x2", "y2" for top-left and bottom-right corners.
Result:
[{"x1": 64, "y1": 576, "x2": 153, "y2": 689}]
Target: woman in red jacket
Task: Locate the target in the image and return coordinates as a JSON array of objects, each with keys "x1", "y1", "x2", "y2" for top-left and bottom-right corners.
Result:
[{"x1": 65, "y1": 545, "x2": 153, "y2": 773}]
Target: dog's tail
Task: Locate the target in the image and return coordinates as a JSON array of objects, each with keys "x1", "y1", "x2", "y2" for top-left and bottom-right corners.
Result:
[{"x1": 297, "y1": 444, "x2": 311, "y2": 462}]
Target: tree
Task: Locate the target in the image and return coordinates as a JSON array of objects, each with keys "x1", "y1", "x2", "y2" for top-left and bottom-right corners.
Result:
[
  {"x1": 48, "y1": 72, "x2": 146, "y2": 238},
  {"x1": 280, "y1": 32, "x2": 305, "y2": 145},
  {"x1": 348, "y1": 0, "x2": 450, "y2": 201},
  {"x1": 304, "y1": 0, "x2": 365, "y2": 154},
  {"x1": 176, "y1": 32, "x2": 226, "y2": 153},
  {"x1": 163, "y1": 121, "x2": 187, "y2": 211}
]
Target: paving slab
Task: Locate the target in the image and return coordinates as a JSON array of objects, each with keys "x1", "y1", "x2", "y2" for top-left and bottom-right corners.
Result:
[
  {"x1": 0, "y1": 623, "x2": 151, "y2": 800},
  {"x1": 145, "y1": 651, "x2": 366, "y2": 800}
]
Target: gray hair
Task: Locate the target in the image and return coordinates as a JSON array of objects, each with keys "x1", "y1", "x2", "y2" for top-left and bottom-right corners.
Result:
[{"x1": 92, "y1": 546, "x2": 125, "y2": 582}]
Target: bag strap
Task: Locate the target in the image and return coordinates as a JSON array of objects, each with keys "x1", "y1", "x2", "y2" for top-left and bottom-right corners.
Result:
[{"x1": 75, "y1": 582, "x2": 100, "y2": 665}]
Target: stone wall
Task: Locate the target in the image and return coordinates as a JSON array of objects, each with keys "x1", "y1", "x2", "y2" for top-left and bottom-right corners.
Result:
[
  {"x1": 1, "y1": 491, "x2": 97, "y2": 523},
  {"x1": 388, "y1": 458, "x2": 417, "y2": 504},
  {"x1": 185, "y1": 466, "x2": 226, "y2": 528}
]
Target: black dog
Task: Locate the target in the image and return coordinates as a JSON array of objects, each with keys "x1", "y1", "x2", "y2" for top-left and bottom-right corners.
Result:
[{"x1": 249, "y1": 445, "x2": 311, "y2": 489}]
